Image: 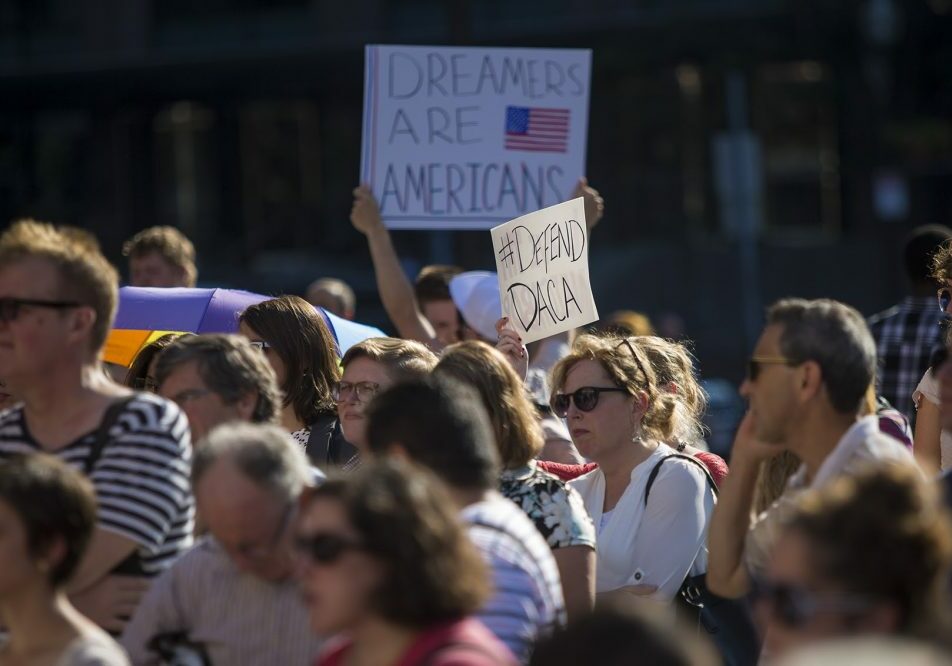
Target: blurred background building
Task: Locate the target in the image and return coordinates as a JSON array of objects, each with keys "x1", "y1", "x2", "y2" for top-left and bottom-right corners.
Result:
[{"x1": 0, "y1": 0, "x2": 950, "y2": 386}]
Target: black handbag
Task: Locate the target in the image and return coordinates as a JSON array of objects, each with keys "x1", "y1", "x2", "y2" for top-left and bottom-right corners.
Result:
[{"x1": 644, "y1": 453, "x2": 761, "y2": 666}]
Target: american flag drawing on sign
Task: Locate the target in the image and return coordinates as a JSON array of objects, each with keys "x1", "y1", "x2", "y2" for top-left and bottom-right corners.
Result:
[{"x1": 505, "y1": 106, "x2": 570, "y2": 153}]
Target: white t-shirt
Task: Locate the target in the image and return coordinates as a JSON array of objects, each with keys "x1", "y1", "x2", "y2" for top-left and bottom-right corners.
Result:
[{"x1": 913, "y1": 369, "x2": 952, "y2": 471}]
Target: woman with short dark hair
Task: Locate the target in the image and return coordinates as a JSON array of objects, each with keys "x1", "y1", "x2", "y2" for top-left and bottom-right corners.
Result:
[
  {"x1": 295, "y1": 460, "x2": 515, "y2": 666},
  {"x1": 0, "y1": 454, "x2": 130, "y2": 664}
]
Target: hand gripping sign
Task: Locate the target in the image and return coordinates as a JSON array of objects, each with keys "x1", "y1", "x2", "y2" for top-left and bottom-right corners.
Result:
[
  {"x1": 491, "y1": 197, "x2": 597, "y2": 344},
  {"x1": 361, "y1": 45, "x2": 592, "y2": 230}
]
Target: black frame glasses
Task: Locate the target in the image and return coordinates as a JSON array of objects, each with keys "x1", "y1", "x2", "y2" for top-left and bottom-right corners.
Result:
[
  {"x1": 747, "y1": 356, "x2": 793, "y2": 381},
  {"x1": 293, "y1": 532, "x2": 366, "y2": 565},
  {"x1": 551, "y1": 386, "x2": 629, "y2": 417},
  {"x1": 331, "y1": 381, "x2": 380, "y2": 403},
  {"x1": 0, "y1": 297, "x2": 82, "y2": 323}
]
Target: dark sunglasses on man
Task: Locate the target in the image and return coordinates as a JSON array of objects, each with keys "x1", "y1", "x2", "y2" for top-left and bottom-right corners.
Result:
[{"x1": 0, "y1": 297, "x2": 82, "y2": 323}]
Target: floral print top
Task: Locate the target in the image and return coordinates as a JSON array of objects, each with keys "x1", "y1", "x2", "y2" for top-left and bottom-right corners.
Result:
[{"x1": 500, "y1": 461, "x2": 596, "y2": 550}]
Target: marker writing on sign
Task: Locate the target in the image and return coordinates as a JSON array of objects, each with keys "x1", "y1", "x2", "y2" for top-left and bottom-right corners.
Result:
[{"x1": 496, "y1": 218, "x2": 586, "y2": 332}]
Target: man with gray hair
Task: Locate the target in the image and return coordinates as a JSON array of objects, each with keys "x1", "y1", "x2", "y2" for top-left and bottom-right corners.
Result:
[
  {"x1": 121, "y1": 422, "x2": 323, "y2": 665},
  {"x1": 155, "y1": 334, "x2": 282, "y2": 442},
  {"x1": 707, "y1": 298, "x2": 918, "y2": 599}
]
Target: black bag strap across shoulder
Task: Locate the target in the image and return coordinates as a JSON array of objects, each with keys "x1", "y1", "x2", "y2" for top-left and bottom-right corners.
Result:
[
  {"x1": 644, "y1": 452, "x2": 719, "y2": 507},
  {"x1": 84, "y1": 395, "x2": 138, "y2": 475}
]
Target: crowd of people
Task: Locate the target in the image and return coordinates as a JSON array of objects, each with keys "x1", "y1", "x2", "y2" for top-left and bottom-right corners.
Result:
[{"x1": 0, "y1": 183, "x2": 951, "y2": 666}]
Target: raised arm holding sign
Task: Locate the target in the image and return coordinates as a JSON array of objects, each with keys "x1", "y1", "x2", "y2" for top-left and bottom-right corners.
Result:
[{"x1": 492, "y1": 198, "x2": 598, "y2": 345}]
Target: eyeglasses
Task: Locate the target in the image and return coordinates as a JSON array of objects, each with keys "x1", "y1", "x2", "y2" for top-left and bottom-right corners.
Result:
[
  {"x1": 169, "y1": 388, "x2": 212, "y2": 406},
  {"x1": 248, "y1": 340, "x2": 272, "y2": 352},
  {"x1": 331, "y1": 381, "x2": 380, "y2": 403},
  {"x1": 134, "y1": 376, "x2": 158, "y2": 393},
  {"x1": 0, "y1": 297, "x2": 82, "y2": 323},
  {"x1": 747, "y1": 356, "x2": 793, "y2": 381},
  {"x1": 939, "y1": 288, "x2": 951, "y2": 313},
  {"x1": 551, "y1": 386, "x2": 629, "y2": 417},
  {"x1": 749, "y1": 577, "x2": 872, "y2": 628},
  {"x1": 293, "y1": 532, "x2": 366, "y2": 565}
]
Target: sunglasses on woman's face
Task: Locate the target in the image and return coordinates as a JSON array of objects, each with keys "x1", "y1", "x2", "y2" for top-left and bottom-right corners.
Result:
[
  {"x1": 293, "y1": 532, "x2": 365, "y2": 565},
  {"x1": 551, "y1": 386, "x2": 628, "y2": 418}
]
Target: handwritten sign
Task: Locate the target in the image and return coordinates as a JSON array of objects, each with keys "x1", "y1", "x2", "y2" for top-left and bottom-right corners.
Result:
[
  {"x1": 361, "y1": 45, "x2": 592, "y2": 230},
  {"x1": 492, "y1": 198, "x2": 597, "y2": 343}
]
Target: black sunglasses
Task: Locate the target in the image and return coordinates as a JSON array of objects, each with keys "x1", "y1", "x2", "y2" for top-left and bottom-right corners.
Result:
[
  {"x1": 747, "y1": 356, "x2": 792, "y2": 381},
  {"x1": 293, "y1": 532, "x2": 365, "y2": 565},
  {"x1": 0, "y1": 297, "x2": 82, "y2": 323},
  {"x1": 749, "y1": 577, "x2": 871, "y2": 628},
  {"x1": 551, "y1": 386, "x2": 628, "y2": 417}
]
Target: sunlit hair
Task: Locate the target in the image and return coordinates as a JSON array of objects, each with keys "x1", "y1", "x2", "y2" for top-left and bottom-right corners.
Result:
[
  {"x1": 786, "y1": 463, "x2": 952, "y2": 639},
  {"x1": 0, "y1": 220, "x2": 119, "y2": 353},
  {"x1": 193, "y1": 422, "x2": 311, "y2": 503},
  {"x1": 122, "y1": 225, "x2": 197, "y2": 287},
  {"x1": 435, "y1": 341, "x2": 544, "y2": 468},
  {"x1": 550, "y1": 334, "x2": 676, "y2": 442},
  {"x1": 341, "y1": 337, "x2": 438, "y2": 382},
  {"x1": 301, "y1": 460, "x2": 488, "y2": 627},
  {"x1": 240, "y1": 296, "x2": 340, "y2": 425},
  {"x1": 630, "y1": 336, "x2": 707, "y2": 445}
]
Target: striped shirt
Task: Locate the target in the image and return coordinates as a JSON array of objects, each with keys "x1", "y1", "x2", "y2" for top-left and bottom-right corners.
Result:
[
  {"x1": 121, "y1": 537, "x2": 322, "y2": 666},
  {"x1": 0, "y1": 393, "x2": 194, "y2": 575},
  {"x1": 461, "y1": 497, "x2": 565, "y2": 664}
]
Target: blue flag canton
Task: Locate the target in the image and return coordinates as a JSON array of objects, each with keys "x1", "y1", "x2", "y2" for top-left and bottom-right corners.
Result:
[{"x1": 506, "y1": 106, "x2": 530, "y2": 135}]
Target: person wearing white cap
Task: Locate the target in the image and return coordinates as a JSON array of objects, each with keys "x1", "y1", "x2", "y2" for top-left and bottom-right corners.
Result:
[{"x1": 349, "y1": 179, "x2": 604, "y2": 353}]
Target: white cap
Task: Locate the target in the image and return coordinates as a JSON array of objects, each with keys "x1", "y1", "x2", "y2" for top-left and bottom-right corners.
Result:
[{"x1": 449, "y1": 271, "x2": 501, "y2": 341}]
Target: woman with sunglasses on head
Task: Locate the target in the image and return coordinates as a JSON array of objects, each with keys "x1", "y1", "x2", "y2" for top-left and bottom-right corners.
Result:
[
  {"x1": 334, "y1": 338, "x2": 438, "y2": 470},
  {"x1": 0, "y1": 454, "x2": 130, "y2": 665},
  {"x1": 549, "y1": 335, "x2": 716, "y2": 603},
  {"x1": 755, "y1": 463, "x2": 952, "y2": 661},
  {"x1": 295, "y1": 460, "x2": 516, "y2": 666},
  {"x1": 434, "y1": 342, "x2": 596, "y2": 620},
  {"x1": 239, "y1": 296, "x2": 355, "y2": 466}
]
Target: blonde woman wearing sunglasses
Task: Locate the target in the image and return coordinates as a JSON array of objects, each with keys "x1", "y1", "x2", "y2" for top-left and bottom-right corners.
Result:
[{"x1": 551, "y1": 335, "x2": 716, "y2": 602}]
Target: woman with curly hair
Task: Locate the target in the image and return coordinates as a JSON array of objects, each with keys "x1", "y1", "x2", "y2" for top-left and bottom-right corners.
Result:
[{"x1": 551, "y1": 334, "x2": 716, "y2": 602}]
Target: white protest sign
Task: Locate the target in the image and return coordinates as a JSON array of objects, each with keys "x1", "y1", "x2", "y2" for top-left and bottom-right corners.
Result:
[
  {"x1": 361, "y1": 45, "x2": 592, "y2": 230},
  {"x1": 491, "y1": 197, "x2": 597, "y2": 344}
]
